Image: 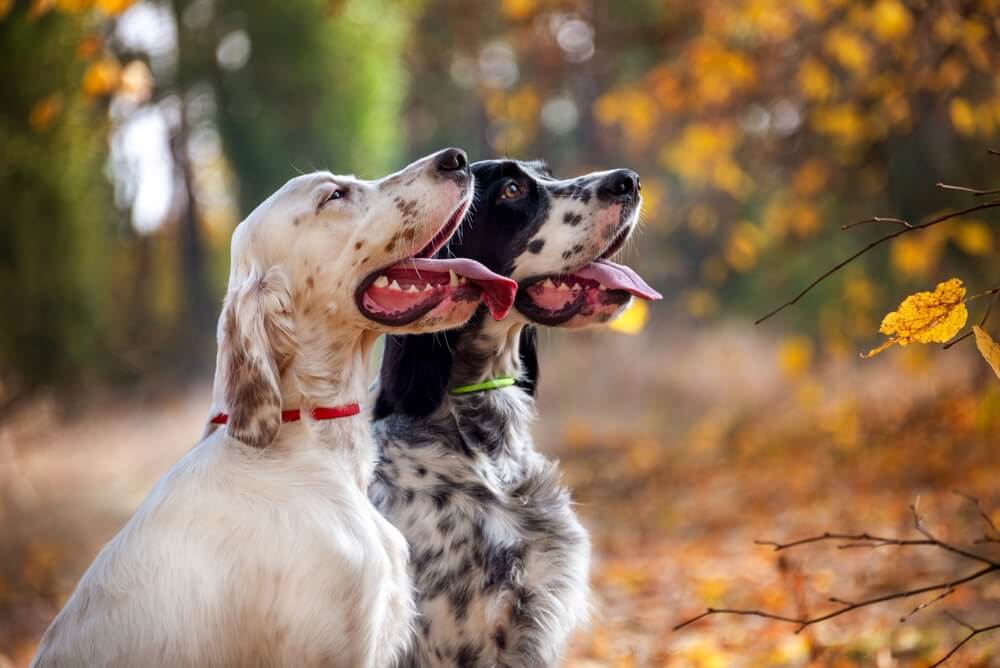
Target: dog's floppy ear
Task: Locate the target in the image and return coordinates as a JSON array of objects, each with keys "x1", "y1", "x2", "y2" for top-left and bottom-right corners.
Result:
[
  {"x1": 374, "y1": 332, "x2": 454, "y2": 420},
  {"x1": 216, "y1": 267, "x2": 296, "y2": 448},
  {"x1": 516, "y1": 325, "x2": 539, "y2": 397}
]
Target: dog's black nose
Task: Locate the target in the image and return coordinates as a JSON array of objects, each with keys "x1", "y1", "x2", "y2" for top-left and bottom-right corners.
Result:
[
  {"x1": 598, "y1": 169, "x2": 640, "y2": 199},
  {"x1": 435, "y1": 148, "x2": 468, "y2": 172}
]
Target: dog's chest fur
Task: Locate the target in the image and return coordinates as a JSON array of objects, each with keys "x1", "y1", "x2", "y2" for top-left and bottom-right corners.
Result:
[
  {"x1": 371, "y1": 390, "x2": 590, "y2": 668},
  {"x1": 35, "y1": 429, "x2": 414, "y2": 668}
]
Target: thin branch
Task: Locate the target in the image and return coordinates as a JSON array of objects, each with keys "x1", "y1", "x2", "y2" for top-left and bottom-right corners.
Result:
[
  {"x1": 930, "y1": 618, "x2": 1000, "y2": 668},
  {"x1": 840, "y1": 216, "x2": 913, "y2": 230},
  {"x1": 755, "y1": 526, "x2": 999, "y2": 568},
  {"x1": 677, "y1": 501, "x2": 1000, "y2": 666},
  {"x1": 900, "y1": 587, "x2": 954, "y2": 622},
  {"x1": 756, "y1": 199, "x2": 1000, "y2": 325},
  {"x1": 673, "y1": 564, "x2": 997, "y2": 633},
  {"x1": 907, "y1": 504, "x2": 999, "y2": 568},
  {"x1": 944, "y1": 288, "x2": 1000, "y2": 349},
  {"x1": 936, "y1": 183, "x2": 1000, "y2": 197},
  {"x1": 756, "y1": 533, "x2": 937, "y2": 551},
  {"x1": 953, "y1": 490, "x2": 1000, "y2": 543}
]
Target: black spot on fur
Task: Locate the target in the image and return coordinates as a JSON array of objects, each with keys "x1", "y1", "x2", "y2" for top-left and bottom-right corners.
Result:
[
  {"x1": 455, "y1": 643, "x2": 481, "y2": 668},
  {"x1": 527, "y1": 238, "x2": 545, "y2": 254}
]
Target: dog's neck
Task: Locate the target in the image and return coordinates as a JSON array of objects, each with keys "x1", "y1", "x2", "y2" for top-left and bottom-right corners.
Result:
[
  {"x1": 443, "y1": 314, "x2": 537, "y2": 467},
  {"x1": 209, "y1": 312, "x2": 380, "y2": 487},
  {"x1": 449, "y1": 314, "x2": 526, "y2": 388}
]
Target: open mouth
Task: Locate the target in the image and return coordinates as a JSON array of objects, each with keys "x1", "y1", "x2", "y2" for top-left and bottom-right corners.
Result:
[
  {"x1": 356, "y1": 203, "x2": 517, "y2": 326},
  {"x1": 515, "y1": 223, "x2": 662, "y2": 326}
]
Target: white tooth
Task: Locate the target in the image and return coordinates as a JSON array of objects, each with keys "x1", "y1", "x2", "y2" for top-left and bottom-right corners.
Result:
[
  {"x1": 449, "y1": 270, "x2": 459, "y2": 287},
  {"x1": 389, "y1": 279, "x2": 402, "y2": 291},
  {"x1": 543, "y1": 278, "x2": 556, "y2": 288},
  {"x1": 374, "y1": 275, "x2": 389, "y2": 288},
  {"x1": 557, "y1": 282, "x2": 570, "y2": 291},
  {"x1": 407, "y1": 284, "x2": 420, "y2": 293},
  {"x1": 423, "y1": 283, "x2": 433, "y2": 292},
  {"x1": 459, "y1": 276, "x2": 467, "y2": 284},
  {"x1": 572, "y1": 282, "x2": 581, "y2": 290},
  {"x1": 598, "y1": 284, "x2": 607, "y2": 291}
]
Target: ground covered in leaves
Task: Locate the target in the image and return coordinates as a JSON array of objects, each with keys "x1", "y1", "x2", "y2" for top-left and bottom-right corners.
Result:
[{"x1": 1, "y1": 323, "x2": 998, "y2": 667}]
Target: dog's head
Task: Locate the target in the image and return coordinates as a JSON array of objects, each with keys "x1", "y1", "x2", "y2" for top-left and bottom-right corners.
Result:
[
  {"x1": 459, "y1": 159, "x2": 661, "y2": 328},
  {"x1": 214, "y1": 149, "x2": 517, "y2": 447},
  {"x1": 227, "y1": 148, "x2": 516, "y2": 336},
  {"x1": 374, "y1": 159, "x2": 661, "y2": 419}
]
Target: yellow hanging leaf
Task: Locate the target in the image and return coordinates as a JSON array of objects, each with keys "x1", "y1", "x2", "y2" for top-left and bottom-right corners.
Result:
[
  {"x1": 864, "y1": 278, "x2": 968, "y2": 357},
  {"x1": 870, "y1": 0, "x2": 913, "y2": 41},
  {"x1": 777, "y1": 336, "x2": 813, "y2": 380},
  {"x1": 500, "y1": 0, "x2": 535, "y2": 20},
  {"x1": 950, "y1": 98, "x2": 975, "y2": 135},
  {"x1": 55, "y1": 0, "x2": 92, "y2": 13},
  {"x1": 952, "y1": 221, "x2": 993, "y2": 256},
  {"x1": 608, "y1": 299, "x2": 648, "y2": 335},
  {"x1": 81, "y1": 58, "x2": 121, "y2": 97},
  {"x1": 973, "y1": 326, "x2": 1000, "y2": 380},
  {"x1": 94, "y1": 0, "x2": 133, "y2": 15}
]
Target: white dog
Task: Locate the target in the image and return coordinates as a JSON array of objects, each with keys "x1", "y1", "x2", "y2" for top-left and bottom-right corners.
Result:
[{"x1": 31, "y1": 148, "x2": 517, "y2": 668}]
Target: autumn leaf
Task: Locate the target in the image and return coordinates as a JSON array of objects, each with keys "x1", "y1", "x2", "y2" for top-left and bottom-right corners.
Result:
[
  {"x1": 864, "y1": 278, "x2": 968, "y2": 357},
  {"x1": 778, "y1": 336, "x2": 813, "y2": 380},
  {"x1": 949, "y1": 98, "x2": 975, "y2": 136},
  {"x1": 94, "y1": 0, "x2": 134, "y2": 15},
  {"x1": 608, "y1": 299, "x2": 648, "y2": 335},
  {"x1": 81, "y1": 58, "x2": 121, "y2": 97},
  {"x1": 28, "y1": 94, "x2": 63, "y2": 131},
  {"x1": 973, "y1": 326, "x2": 1000, "y2": 380},
  {"x1": 952, "y1": 221, "x2": 993, "y2": 256}
]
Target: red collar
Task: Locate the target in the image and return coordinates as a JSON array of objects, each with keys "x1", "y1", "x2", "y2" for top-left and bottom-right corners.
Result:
[{"x1": 209, "y1": 404, "x2": 361, "y2": 425}]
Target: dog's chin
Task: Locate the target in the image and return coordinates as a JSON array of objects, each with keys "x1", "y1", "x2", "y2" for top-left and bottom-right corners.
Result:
[
  {"x1": 358, "y1": 276, "x2": 483, "y2": 328},
  {"x1": 356, "y1": 258, "x2": 517, "y2": 328},
  {"x1": 376, "y1": 291, "x2": 483, "y2": 333},
  {"x1": 515, "y1": 256, "x2": 661, "y2": 328},
  {"x1": 515, "y1": 279, "x2": 633, "y2": 328}
]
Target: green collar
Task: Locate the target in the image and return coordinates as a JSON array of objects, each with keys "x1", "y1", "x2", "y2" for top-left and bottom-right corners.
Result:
[{"x1": 450, "y1": 376, "x2": 516, "y2": 395}]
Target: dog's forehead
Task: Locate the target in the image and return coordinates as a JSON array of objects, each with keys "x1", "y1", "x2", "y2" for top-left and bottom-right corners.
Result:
[
  {"x1": 472, "y1": 159, "x2": 554, "y2": 184},
  {"x1": 280, "y1": 171, "x2": 367, "y2": 194}
]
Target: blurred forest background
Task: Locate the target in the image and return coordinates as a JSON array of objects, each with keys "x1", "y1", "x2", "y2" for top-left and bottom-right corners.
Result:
[{"x1": 2, "y1": 0, "x2": 1000, "y2": 665}]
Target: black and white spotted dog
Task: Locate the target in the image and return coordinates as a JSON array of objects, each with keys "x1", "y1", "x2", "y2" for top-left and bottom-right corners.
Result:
[{"x1": 370, "y1": 159, "x2": 661, "y2": 667}]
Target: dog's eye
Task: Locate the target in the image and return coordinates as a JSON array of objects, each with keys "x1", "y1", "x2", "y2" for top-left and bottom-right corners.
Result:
[
  {"x1": 325, "y1": 189, "x2": 345, "y2": 203},
  {"x1": 499, "y1": 181, "x2": 523, "y2": 201}
]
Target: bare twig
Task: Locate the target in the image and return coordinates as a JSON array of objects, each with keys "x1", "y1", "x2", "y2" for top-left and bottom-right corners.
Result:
[
  {"x1": 676, "y1": 501, "x2": 1000, "y2": 666},
  {"x1": 900, "y1": 586, "x2": 954, "y2": 622},
  {"x1": 673, "y1": 564, "x2": 997, "y2": 633},
  {"x1": 930, "y1": 615, "x2": 1000, "y2": 668},
  {"x1": 953, "y1": 490, "x2": 1000, "y2": 543},
  {"x1": 756, "y1": 532, "x2": 938, "y2": 552},
  {"x1": 943, "y1": 288, "x2": 1000, "y2": 349},
  {"x1": 936, "y1": 183, "x2": 1000, "y2": 197},
  {"x1": 756, "y1": 199, "x2": 1000, "y2": 325},
  {"x1": 840, "y1": 216, "x2": 913, "y2": 230}
]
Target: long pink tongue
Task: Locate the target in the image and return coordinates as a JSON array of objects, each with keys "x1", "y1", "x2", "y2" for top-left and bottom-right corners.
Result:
[
  {"x1": 404, "y1": 258, "x2": 518, "y2": 320},
  {"x1": 575, "y1": 260, "x2": 662, "y2": 300}
]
